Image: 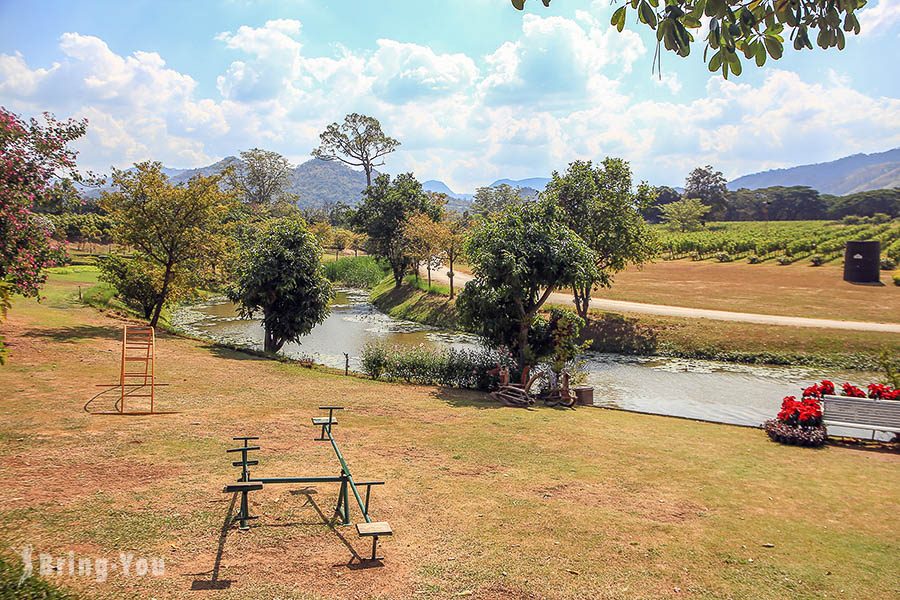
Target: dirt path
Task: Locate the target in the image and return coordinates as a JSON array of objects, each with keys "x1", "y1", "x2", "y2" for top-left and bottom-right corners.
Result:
[{"x1": 424, "y1": 266, "x2": 900, "y2": 333}]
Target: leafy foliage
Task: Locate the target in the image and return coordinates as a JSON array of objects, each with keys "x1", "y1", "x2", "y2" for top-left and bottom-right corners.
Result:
[
  {"x1": 545, "y1": 158, "x2": 656, "y2": 319},
  {"x1": 457, "y1": 199, "x2": 597, "y2": 369},
  {"x1": 685, "y1": 165, "x2": 728, "y2": 218},
  {"x1": 228, "y1": 218, "x2": 332, "y2": 353},
  {"x1": 312, "y1": 113, "x2": 400, "y2": 186},
  {"x1": 226, "y1": 148, "x2": 294, "y2": 206},
  {"x1": 97, "y1": 255, "x2": 167, "y2": 319},
  {"x1": 660, "y1": 198, "x2": 712, "y2": 232},
  {"x1": 351, "y1": 173, "x2": 441, "y2": 288},
  {"x1": 470, "y1": 183, "x2": 525, "y2": 217},
  {"x1": 360, "y1": 342, "x2": 509, "y2": 390},
  {"x1": 657, "y1": 218, "x2": 900, "y2": 264},
  {"x1": 323, "y1": 256, "x2": 387, "y2": 288},
  {"x1": 101, "y1": 161, "x2": 235, "y2": 326},
  {"x1": 514, "y1": 0, "x2": 864, "y2": 78}
]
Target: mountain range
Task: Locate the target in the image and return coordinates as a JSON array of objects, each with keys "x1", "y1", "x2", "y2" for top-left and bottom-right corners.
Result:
[
  {"x1": 727, "y1": 148, "x2": 900, "y2": 195},
  {"x1": 84, "y1": 148, "x2": 900, "y2": 209}
]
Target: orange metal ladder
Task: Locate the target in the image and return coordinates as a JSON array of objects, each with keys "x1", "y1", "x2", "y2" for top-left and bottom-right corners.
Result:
[{"x1": 119, "y1": 325, "x2": 156, "y2": 413}]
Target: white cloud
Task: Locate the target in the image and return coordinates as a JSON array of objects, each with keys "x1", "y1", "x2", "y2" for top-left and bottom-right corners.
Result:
[
  {"x1": 1, "y1": 13, "x2": 897, "y2": 193},
  {"x1": 859, "y1": 0, "x2": 900, "y2": 37}
]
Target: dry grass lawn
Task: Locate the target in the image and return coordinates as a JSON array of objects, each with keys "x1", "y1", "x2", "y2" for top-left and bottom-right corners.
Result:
[
  {"x1": 595, "y1": 260, "x2": 899, "y2": 322},
  {"x1": 0, "y1": 274, "x2": 898, "y2": 599}
]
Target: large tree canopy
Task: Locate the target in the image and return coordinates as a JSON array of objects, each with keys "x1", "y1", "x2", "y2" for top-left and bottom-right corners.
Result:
[
  {"x1": 544, "y1": 158, "x2": 656, "y2": 320},
  {"x1": 226, "y1": 148, "x2": 294, "y2": 207},
  {"x1": 228, "y1": 218, "x2": 332, "y2": 354},
  {"x1": 102, "y1": 162, "x2": 234, "y2": 327},
  {"x1": 457, "y1": 199, "x2": 597, "y2": 370},
  {"x1": 513, "y1": 0, "x2": 865, "y2": 78},
  {"x1": 351, "y1": 173, "x2": 441, "y2": 288},
  {"x1": 312, "y1": 113, "x2": 400, "y2": 187}
]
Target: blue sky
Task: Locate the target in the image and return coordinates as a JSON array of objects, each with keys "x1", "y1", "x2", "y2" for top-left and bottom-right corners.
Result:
[{"x1": 1, "y1": 0, "x2": 898, "y2": 190}]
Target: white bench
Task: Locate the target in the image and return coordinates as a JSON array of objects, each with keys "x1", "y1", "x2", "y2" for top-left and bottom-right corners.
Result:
[{"x1": 821, "y1": 395, "x2": 900, "y2": 439}]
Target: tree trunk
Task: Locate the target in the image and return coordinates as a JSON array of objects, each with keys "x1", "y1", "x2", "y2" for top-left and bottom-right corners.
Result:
[
  {"x1": 149, "y1": 261, "x2": 175, "y2": 328},
  {"x1": 574, "y1": 283, "x2": 591, "y2": 322},
  {"x1": 427, "y1": 263, "x2": 431, "y2": 288},
  {"x1": 448, "y1": 255, "x2": 454, "y2": 298},
  {"x1": 263, "y1": 308, "x2": 284, "y2": 353},
  {"x1": 392, "y1": 265, "x2": 403, "y2": 289},
  {"x1": 516, "y1": 319, "x2": 531, "y2": 374},
  {"x1": 364, "y1": 164, "x2": 372, "y2": 187}
]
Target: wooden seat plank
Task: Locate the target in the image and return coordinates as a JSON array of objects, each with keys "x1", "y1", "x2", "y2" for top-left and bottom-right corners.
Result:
[{"x1": 356, "y1": 521, "x2": 392, "y2": 536}]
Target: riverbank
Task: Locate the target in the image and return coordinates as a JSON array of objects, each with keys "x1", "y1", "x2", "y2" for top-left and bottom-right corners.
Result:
[
  {"x1": 371, "y1": 277, "x2": 899, "y2": 371},
  {"x1": 1, "y1": 272, "x2": 898, "y2": 599}
]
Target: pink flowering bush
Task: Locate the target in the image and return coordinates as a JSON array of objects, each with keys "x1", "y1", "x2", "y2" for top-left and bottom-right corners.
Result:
[{"x1": 1, "y1": 107, "x2": 91, "y2": 362}]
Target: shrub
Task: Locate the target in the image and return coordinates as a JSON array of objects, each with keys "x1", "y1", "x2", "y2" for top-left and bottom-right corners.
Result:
[
  {"x1": 894, "y1": 273, "x2": 900, "y2": 286},
  {"x1": 747, "y1": 254, "x2": 761, "y2": 264},
  {"x1": 582, "y1": 312, "x2": 657, "y2": 354},
  {"x1": 97, "y1": 255, "x2": 160, "y2": 319},
  {"x1": 765, "y1": 380, "x2": 830, "y2": 448},
  {"x1": 880, "y1": 257, "x2": 896, "y2": 271},
  {"x1": 809, "y1": 254, "x2": 825, "y2": 266},
  {"x1": 360, "y1": 342, "x2": 512, "y2": 390},
  {"x1": 776, "y1": 255, "x2": 793, "y2": 265},
  {"x1": 715, "y1": 252, "x2": 733, "y2": 263},
  {"x1": 323, "y1": 256, "x2": 387, "y2": 288}
]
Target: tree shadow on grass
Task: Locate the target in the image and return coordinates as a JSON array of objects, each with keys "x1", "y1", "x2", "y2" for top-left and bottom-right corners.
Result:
[
  {"x1": 202, "y1": 343, "x2": 271, "y2": 362},
  {"x1": 428, "y1": 386, "x2": 509, "y2": 410},
  {"x1": 20, "y1": 324, "x2": 122, "y2": 343}
]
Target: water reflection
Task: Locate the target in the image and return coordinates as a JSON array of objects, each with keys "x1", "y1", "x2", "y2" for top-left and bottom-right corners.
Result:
[{"x1": 172, "y1": 292, "x2": 864, "y2": 430}]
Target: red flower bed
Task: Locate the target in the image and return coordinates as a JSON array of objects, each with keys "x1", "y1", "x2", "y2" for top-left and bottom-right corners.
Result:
[{"x1": 765, "y1": 379, "x2": 899, "y2": 447}]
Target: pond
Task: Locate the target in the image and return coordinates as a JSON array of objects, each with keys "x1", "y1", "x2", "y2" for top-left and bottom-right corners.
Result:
[{"x1": 172, "y1": 290, "x2": 869, "y2": 431}]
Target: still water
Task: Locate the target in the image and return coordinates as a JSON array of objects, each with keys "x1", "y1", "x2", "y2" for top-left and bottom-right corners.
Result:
[{"x1": 172, "y1": 290, "x2": 863, "y2": 429}]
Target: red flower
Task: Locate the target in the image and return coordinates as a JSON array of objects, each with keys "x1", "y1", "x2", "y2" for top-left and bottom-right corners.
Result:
[{"x1": 841, "y1": 383, "x2": 866, "y2": 398}]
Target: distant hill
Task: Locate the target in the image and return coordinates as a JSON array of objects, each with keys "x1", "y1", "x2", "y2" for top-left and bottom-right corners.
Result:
[
  {"x1": 489, "y1": 177, "x2": 551, "y2": 191},
  {"x1": 728, "y1": 148, "x2": 900, "y2": 195},
  {"x1": 82, "y1": 157, "x2": 370, "y2": 209}
]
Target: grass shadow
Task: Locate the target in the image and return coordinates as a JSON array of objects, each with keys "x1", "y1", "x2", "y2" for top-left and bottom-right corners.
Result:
[
  {"x1": 20, "y1": 324, "x2": 122, "y2": 343},
  {"x1": 429, "y1": 386, "x2": 508, "y2": 410}
]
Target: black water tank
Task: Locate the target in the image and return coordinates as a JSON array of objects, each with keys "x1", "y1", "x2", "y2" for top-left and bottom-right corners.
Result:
[{"x1": 843, "y1": 241, "x2": 881, "y2": 284}]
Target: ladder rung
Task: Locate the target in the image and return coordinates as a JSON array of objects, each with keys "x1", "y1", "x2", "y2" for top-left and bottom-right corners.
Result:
[
  {"x1": 125, "y1": 393, "x2": 153, "y2": 397},
  {"x1": 124, "y1": 357, "x2": 151, "y2": 361}
]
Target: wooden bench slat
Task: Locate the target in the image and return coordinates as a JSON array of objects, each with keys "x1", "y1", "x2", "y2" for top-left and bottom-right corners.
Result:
[
  {"x1": 356, "y1": 521, "x2": 392, "y2": 537},
  {"x1": 227, "y1": 446, "x2": 260, "y2": 452},
  {"x1": 311, "y1": 417, "x2": 337, "y2": 425}
]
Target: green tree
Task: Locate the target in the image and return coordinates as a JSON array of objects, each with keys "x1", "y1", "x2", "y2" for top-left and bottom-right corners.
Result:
[
  {"x1": 102, "y1": 162, "x2": 234, "y2": 327},
  {"x1": 641, "y1": 185, "x2": 681, "y2": 223},
  {"x1": 351, "y1": 173, "x2": 441, "y2": 288},
  {"x1": 402, "y1": 212, "x2": 444, "y2": 287},
  {"x1": 456, "y1": 199, "x2": 597, "y2": 370},
  {"x1": 436, "y1": 211, "x2": 469, "y2": 298},
  {"x1": 514, "y1": 0, "x2": 865, "y2": 78},
  {"x1": 228, "y1": 218, "x2": 332, "y2": 353},
  {"x1": 471, "y1": 183, "x2": 523, "y2": 217},
  {"x1": 660, "y1": 197, "x2": 711, "y2": 232},
  {"x1": 312, "y1": 113, "x2": 400, "y2": 187},
  {"x1": 97, "y1": 255, "x2": 164, "y2": 320},
  {"x1": 226, "y1": 148, "x2": 294, "y2": 207},
  {"x1": 685, "y1": 165, "x2": 728, "y2": 219},
  {"x1": 545, "y1": 158, "x2": 656, "y2": 321},
  {"x1": 331, "y1": 227, "x2": 354, "y2": 260}
]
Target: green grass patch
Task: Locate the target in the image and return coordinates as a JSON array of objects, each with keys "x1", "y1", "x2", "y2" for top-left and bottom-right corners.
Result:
[
  {"x1": 0, "y1": 552, "x2": 76, "y2": 599},
  {"x1": 370, "y1": 276, "x2": 460, "y2": 330},
  {"x1": 323, "y1": 256, "x2": 387, "y2": 288},
  {"x1": 405, "y1": 274, "x2": 451, "y2": 296}
]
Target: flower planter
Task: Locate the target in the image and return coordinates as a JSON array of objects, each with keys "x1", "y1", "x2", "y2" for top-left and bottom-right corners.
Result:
[{"x1": 573, "y1": 386, "x2": 594, "y2": 406}]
